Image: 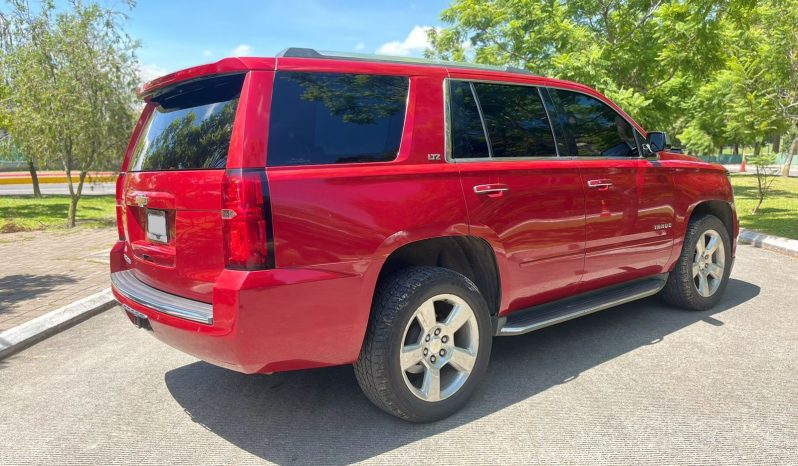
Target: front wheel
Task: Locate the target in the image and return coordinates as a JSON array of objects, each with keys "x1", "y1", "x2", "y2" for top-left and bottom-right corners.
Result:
[
  {"x1": 354, "y1": 267, "x2": 492, "y2": 422},
  {"x1": 661, "y1": 214, "x2": 732, "y2": 310}
]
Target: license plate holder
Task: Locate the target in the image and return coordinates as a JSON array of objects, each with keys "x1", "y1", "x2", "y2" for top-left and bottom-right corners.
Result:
[{"x1": 146, "y1": 209, "x2": 168, "y2": 243}]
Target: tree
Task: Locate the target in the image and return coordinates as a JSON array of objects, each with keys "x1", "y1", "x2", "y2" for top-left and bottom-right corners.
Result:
[
  {"x1": 0, "y1": 0, "x2": 139, "y2": 226},
  {"x1": 427, "y1": 0, "x2": 734, "y2": 134}
]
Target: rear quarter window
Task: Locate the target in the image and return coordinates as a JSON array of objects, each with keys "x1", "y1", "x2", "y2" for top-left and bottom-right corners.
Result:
[
  {"x1": 267, "y1": 72, "x2": 409, "y2": 166},
  {"x1": 130, "y1": 74, "x2": 244, "y2": 171}
]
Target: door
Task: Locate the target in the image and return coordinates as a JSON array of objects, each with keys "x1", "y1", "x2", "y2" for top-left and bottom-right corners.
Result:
[
  {"x1": 448, "y1": 79, "x2": 586, "y2": 312},
  {"x1": 547, "y1": 88, "x2": 675, "y2": 292},
  {"x1": 122, "y1": 73, "x2": 245, "y2": 302}
]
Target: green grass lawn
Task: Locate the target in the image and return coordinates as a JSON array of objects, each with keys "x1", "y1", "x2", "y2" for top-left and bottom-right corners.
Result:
[
  {"x1": 731, "y1": 174, "x2": 798, "y2": 240},
  {"x1": 0, "y1": 195, "x2": 116, "y2": 233},
  {"x1": 1, "y1": 177, "x2": 795, "y2": 239}
]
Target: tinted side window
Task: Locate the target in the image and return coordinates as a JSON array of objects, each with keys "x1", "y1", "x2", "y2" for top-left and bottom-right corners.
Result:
[
  {"x1": 550, "y1": 89, "x2": 639, "y2": 158},
  {"x1": 130, "y1": 74, "x2": 244, "y2": 171},
  {"x1": 472, "y1": 83, "x2": 557, "y2": 158},
  {"x1": 450, "y1": 81, "x2": 489, "y2": 159},
  {"x1": 268, "y1": 72, "x2": 408, "y2": 166}
]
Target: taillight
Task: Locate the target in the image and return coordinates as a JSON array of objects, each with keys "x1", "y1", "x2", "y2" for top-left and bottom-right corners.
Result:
[
  {"x1": 115, "y1": 172, "x2": 126, "y2": 240},
  {"x1": 222, "y1": 168, "x2": 272, "y2": 270}
]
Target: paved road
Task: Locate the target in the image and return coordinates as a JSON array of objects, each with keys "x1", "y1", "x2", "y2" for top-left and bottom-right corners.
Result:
[
  {"x1": 1, "y1": 244, "x2": 797, "y2": 465},
  {"x1": 0, "y1": 182, "x2": 115, "y2": 196}
]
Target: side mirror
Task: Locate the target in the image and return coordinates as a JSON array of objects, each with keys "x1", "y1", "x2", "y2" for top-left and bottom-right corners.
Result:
[{"x1": 647, "y1": 131, "x2": 671, "y2": 152}]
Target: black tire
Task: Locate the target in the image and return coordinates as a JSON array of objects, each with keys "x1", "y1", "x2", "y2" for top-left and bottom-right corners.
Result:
[
  {"x1": 661, "y1": 214, "x2": 732, "y2": 310},
  {"x1": 354, "y1": 266, "x2": 493, "y2": 422}
]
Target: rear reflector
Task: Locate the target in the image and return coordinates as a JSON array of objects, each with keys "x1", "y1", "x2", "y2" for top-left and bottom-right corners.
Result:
[
  {"x1": 115, "y1": 173, "x2": 126, "y2": 240},
  {"x1": 222, "y1": 168, "x2": 272, "y2": 270}
]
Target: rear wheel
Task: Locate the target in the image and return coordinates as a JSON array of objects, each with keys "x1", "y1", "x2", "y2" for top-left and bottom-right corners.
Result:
[
  {"x1": 354, "y1": 267, "x2": 492, "y2": 422},
  {"x1": 661, "y1": 214, "x2": 731, "y2": 310}
]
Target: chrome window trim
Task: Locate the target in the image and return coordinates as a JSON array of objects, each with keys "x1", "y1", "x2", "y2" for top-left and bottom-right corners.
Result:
[
  {"x1": 111, "y1": 270, "x2": 214, "y2": 325},
  {"x1": 469, "y1": 82, "x2": 493, "y2": 158},
  {"x1": 536, "y1": 86, "x2": 562, "y2": 157},
  {"x1": 267, "y1": 71, "x2": 411, "y2": 168},
  {"x1": 443, "y1": 76, "x2": 658, "y2": 162}
]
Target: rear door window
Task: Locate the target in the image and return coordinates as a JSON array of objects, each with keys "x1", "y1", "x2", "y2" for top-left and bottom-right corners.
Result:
[
  {"x1": 267, "y1": 72, "x2": 408, "y2": 166},
  {"x1": 549, "y1": 89, "x2": 639, "y2": 158},
  {"x1": 471, "y1": 83, "x2": 557, "y2": 158},
  {"x1": 130, "y1": 74, "x2": 244, "y2": 171},
  {"x1": 449, "y1": 81, "x2": 490, "y2": 159}
]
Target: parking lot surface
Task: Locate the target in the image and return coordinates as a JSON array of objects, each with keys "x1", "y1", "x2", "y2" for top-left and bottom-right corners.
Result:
[{"x1": 1, "y1": 244, "x2": 796, "y2": 465}]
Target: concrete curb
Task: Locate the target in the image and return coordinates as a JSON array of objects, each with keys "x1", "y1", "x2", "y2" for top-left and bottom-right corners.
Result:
[
  {"x1": 0, "y1": 288, "x2": 115, "y2": 360},
  {"x1": 738, "y1": 228, "x2": 798, "y2": 257}
]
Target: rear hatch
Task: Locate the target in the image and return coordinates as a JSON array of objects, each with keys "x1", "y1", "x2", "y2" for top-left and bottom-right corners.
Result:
[{"x1": 122, "y1": 74, "x2": 245, "y2": 303}]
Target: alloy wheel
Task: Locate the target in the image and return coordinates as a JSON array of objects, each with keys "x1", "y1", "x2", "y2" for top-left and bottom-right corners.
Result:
[
  {"x1": 692, "y1": 229, "x2": 726, "y2": 298},
  {"x1": 399, "y1": 294, "x2": 479, "y2": 402}
]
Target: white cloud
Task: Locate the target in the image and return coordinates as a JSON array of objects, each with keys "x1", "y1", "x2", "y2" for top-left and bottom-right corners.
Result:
[
  {"x1": 138, "y1": 63, "x2": 168, "y2": 83},
  {"x1": 231, "y1": 44, "x2": 253, "y2": 56},
  {"x1": 202, "y1": 49, "x2": 213, "y2": 57},
  {"x1": 376, "y1": 25, "x2": 435, "y2": 57},
  {"x1": 355, "y1": 41, "x2": 366, "y2": 51}
]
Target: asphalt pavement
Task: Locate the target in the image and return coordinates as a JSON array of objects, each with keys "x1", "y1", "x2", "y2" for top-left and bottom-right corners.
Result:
[
  {"x1": 1, "y1": 244, "x2": 796, "y2": 465},
  {"x1": 0, "y1": 182, "x2": 115, "y2": 196}
]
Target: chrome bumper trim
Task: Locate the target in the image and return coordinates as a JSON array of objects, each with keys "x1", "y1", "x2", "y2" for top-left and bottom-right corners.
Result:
[{"x1": 111, "y1": 270, "x2": 213, "y2": 325}]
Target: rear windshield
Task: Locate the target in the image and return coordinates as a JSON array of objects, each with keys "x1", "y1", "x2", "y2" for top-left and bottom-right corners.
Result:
[
  {"x1": 267, "y1": 72, "x2": 408, "y2": 166},
  {"x1": 129, "y1": 74, "x2": 244, "y2": 171}
]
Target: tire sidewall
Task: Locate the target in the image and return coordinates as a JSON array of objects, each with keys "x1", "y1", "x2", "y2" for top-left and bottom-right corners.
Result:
[
  {"x1": 383, "y1": 269, "x2": 492, "y2": 422},
  {"x1": 681, "y1": 215, "x2": 732, "y2": 308}
]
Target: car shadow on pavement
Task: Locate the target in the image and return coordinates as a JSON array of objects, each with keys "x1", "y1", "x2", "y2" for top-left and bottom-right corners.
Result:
[
  {"x1": 0, "y1": 274, "x2": 78, "y2": 315},
  {"x1": 164, "y1": 278, "x2": 759, "y2": 465}
]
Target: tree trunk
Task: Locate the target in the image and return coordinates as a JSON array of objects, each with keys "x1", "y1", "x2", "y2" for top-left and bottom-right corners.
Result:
[
  {"x1": 782, "y1": 137, "x2": 798, "y2": 178},
  {"x1": 66, "y1": 170, "x2": 87, "y2": 228},
  {"x1": 27, "y1": 158, "x2": 42, "y2": 198},
  {"x1": 752, "y1": 142, "x2": 764, "y2": 215},
  {"x1": 733, "y1": 144, "x2": 739, "y2": 157},
  {"x1": 773, "y1": 134, "x2": 781, "y2": 153}
]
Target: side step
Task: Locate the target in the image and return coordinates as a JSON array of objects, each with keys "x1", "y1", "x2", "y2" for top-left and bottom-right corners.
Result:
[{"x1": 496, "y1": 274, "x2": 668, "y2": 336}]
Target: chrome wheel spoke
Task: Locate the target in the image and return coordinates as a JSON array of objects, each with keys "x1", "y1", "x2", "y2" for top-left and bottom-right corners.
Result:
[
  {"x1": 706, "y1": 235, "x2": 720, "y2": 254},
  {"x1": 444, "y1": 303, "x2": 470, "y2": 333},
  {"x1": 698, "y1": 272, "x2": 710, "y2": 297},
  {"x1": 400, "y1": 293, "x2": 480, "y2": 402},
  {"x1": 415, "y1": 301, "x2": 437, "y2": 334},
  {"x1": 692, "y1": 229, "x2": 725, "y2": 298},
  {"x1": 400, "y1": 343, "x2": 425, "y2": 371},
  {"x1": 421, "y1": 366, "x2": 441, "y2": 401},
  {"x1": 695, "y1": 237, "x2": 706, "y2": 255},
  {"x1": 448, "y1": 348, "x2": 476, "y2": 373}
]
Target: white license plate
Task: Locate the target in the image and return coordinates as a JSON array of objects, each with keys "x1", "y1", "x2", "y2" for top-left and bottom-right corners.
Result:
[{"x1": 146, "y1": 209, "x2": 168, "y2": 243}]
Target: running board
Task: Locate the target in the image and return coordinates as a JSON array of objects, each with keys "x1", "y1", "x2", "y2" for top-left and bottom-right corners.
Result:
[{"x1": 496, "y1": 274, "x2": 668, "y2": 336}]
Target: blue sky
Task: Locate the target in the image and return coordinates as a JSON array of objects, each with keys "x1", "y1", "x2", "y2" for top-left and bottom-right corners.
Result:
[{"x1": 126, "y1": 0, "x2": 451, "y2": 81}]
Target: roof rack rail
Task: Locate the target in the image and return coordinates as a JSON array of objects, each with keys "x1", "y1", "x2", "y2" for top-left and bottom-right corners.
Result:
[{"x1": 276, "y1": 47, "x2": 535, "y2": 76}]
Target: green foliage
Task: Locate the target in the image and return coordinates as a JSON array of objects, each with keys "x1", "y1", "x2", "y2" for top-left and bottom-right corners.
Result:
[
  {"x1": 428, "y1": 0, "x2": 798, "y2": 155},
  {"x1": 287, "y1": 73, "x2": 408, "y2": 124},
  {"x1": 0, "y1": 0, "x2": 139, "y2": 226},
  {"x1": 135, "y1": 99, "x2": 238, "y2": 170}
]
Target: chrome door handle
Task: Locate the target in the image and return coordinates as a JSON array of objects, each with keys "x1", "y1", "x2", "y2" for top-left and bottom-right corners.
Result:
[
  {"x1": 473, "y1": 183, "x2": 510, "y2": 197},
  {"x1": 587, "y1": 179, "x2": 613, "y2": 189}
]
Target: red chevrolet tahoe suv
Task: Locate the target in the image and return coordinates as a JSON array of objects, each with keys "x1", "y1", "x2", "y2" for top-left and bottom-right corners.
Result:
[{"x1": 111, "y1": 48, "x2": 738, "y2": 422}]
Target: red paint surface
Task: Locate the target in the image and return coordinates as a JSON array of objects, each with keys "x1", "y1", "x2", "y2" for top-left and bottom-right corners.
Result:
[{"x1": 112, "y1": 56, "x2": 738, "y2": 374}]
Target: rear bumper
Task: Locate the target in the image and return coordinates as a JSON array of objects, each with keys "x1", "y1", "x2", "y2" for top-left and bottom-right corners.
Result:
[
  {"x1": 110, "y1": 241, "x2": 372, "y2": 374},
  {"x1": 111, "y1": 270, "x2": 213, "y2": 324}
]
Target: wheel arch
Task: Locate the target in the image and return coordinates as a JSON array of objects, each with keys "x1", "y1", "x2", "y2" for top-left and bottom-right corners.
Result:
[
  {"x1": 687, "y1": 200, "x2": 736, "y2": 243},
  {"x1": 375, "y1": 236, "x2": 502, "y2": 317}
]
